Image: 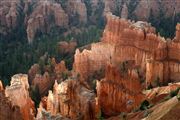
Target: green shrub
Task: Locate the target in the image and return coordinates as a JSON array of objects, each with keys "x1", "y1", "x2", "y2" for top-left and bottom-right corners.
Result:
[
  {"x1": 170, "y1": 87, "x2": 180, "y2": 98},
  {"x1": 97, "y1": 110, "x2": 104, "y2": 120},
  {"x1": 140, "y1": 100, "x2": 150, "y2": 110}
]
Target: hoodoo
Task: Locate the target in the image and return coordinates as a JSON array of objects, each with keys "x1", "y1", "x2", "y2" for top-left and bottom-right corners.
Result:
[{"x1": 0, "y1": 1, "x2": 180, "y2": 119}]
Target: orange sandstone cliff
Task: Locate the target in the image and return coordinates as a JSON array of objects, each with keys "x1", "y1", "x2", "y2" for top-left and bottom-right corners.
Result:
[
  {"x1": 97, "y1": 63, "x2": 144, "y2": 117},
  {"x1": 1, "y1": 13, "x2": 180, "y2": 120}
]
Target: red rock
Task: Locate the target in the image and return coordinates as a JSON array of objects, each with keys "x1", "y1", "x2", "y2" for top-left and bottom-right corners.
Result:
[
  {"x1": 73, "y1": 42, "x2": 114, "y2": 86},
  {"x1": 0, "y1": 91, "x2": 23, "y2": 120},
  {"x1": 175, "y1": 23, "x2": 180, "y2": 41},
  {"x1": 26, "y1": 0, "x2": 68, "y2": 43},
  {"x1": 37, "y1": 80, "x2": 99, "y2": 120},
  {"x1": 0, "y1": 81, "x2": 3, "y2": 91},
  {"x1": 97, "y1": 64, "x2": 145, "y2": 116},
  {"x1": 28, "y1": 64, "x2": 41, "y2": 84},
  {"x1": 32, "y1": 72, "x2": 52, "y2": 96},
  {"x1": 5, "y1": 74, "x2": 35, "y2": 120}
]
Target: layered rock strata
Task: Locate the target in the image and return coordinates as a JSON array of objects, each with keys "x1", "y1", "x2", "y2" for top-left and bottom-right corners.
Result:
[
  {"x1": 101, "y1": 13, "x2": 180, "y2": 88},
  {"x1": 97, "y1": 63, "x2": 144, "y2": 116}
]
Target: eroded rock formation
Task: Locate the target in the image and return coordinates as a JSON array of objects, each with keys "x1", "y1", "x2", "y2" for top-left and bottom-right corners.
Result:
[
  {"x1": 66, "y1": 0, "x2": 87, "y2": 24},
  {"x1": 101, "y1": 13, "x2": 180, "y2": 88},
  {"x1": 37, "y1": 80, "x2": 99, "y2": 120},
  {"x1": 0, "y1": 81, "x2": 3, "y2": 91},
  {"x1": 73, "y1": 42, "x2": 114, "y2": 87},
  {"x1": 26, "y1": 0, "x2": 69, "y2": 43},
  {"x1": 28, "y1": 64, "x2": 41, "y2": 84},
  {"x1": 1, "y1": 0, "x2": 180, "y2": 42},
  {"x1": 32, "y1": 72, "x2": 51, "y2": 96},
  {"x1": 72, "y1": 13, "x2": 180, "y2": 118},
  {"x1": 0, "y1": 0, "x2": 22, "y2": 35},
  {"x1": 97, "y1": 63, "x2": 144, "y2": 117},
  {"x1": 0, "y1": 91, "x2": 23, "y2": 120},
  {"x1": 5, "y1": 74, "x2": 35, "y2": 120}
]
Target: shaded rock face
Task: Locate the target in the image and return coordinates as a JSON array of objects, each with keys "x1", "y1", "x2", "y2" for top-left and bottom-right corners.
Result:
[
  {"x1": 0, "y1": 91, "x2": 23, "y2": 120},
  {"x1": 57, "y1": 41, "x2": 77, "y2": 55},
  {"x1": 0, "y1": 0, "x2": 23, "y2": 35},
  {"x1": 5, "y1": 74, "x2": 35, "y2": 120},
  {"x1": 97, "y1": 64, "x2": 144, "y2": 117},
  {"x1": 26, "y1": 0, "x2": 69, "y2": 43},
  {"x1": 133, "y1": 0, "x2": 180, "y2": 21},
  {"x1": 54, "y1": 60, "x2": 68, "y2": 80},
  {"x1": 32, "y1": 72, "x2": 51, "y2": 96},
  {"x1": 29, "y1": 60, "x2": 68, "y2": 96},
  {"x1": 28, "y1": 64, "x2": 41, "y2": 84},
  {"x1": 66, "y1": 0, "x2": 87, "y2": 24},
  {"x1": 37, "y1": 80, "x2": 99, "y2": 120},
  {"x1": 1, "y1": 0, "x2": 180, "y2": 42}
]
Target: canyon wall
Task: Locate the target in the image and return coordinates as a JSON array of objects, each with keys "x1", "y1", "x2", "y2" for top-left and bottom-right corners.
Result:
[
  {"x1": 74, "y1": 13, "x2": 180, "y2": 91},
  {"x1": 102, "y1": 13, "x2": 180, "y2": 88},
  {"x1": 97, "y1": 63, "x2": 144, "y2": 117},
  {"x1": 35, "y1": 13, "x2": 180, "y2": 119},
  {"x1": 1, "y1": 0, "x2": 180, "y2": 43},
  {"x1": 73, "y1": 42, "x2": 114, "y2": 86}
]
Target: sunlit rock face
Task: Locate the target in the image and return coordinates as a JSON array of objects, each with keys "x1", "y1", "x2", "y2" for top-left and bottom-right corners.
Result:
[
  {"x1": 97, "y1": 63, "x2": 144, "y2": 117},
  {"x1": 0, "y1": 81, "x2": 3, "y2": 91},
  {"x1": 26, "y1": 0, "x2": 68, "y2": 43},
  {"x1": 102, "y1": 13, "x2": 180, "y2": 88},
  {"x1": 5, "y1": 74, "x2": 35, "y2": 120},
  {"x1": 0, "y1": 91, "x2": 23, "y2": 120},
  {"x1": 37, "y1": 80, "x2": 99, "y2": 120},
  {"x1": 175, "y1": 24, "x2": 180, "y2": 41},
  {"x1": 145, "y1": 82, "x2": 180, "y2": 102},
  {"x1": 73, "y1": 42, "x2": 114, "y2": 87}
]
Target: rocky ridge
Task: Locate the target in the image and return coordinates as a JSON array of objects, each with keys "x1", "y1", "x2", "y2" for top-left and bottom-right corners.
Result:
[
  {"x1": 1, "y1": 12, "x2": 180, "y2": 120},
  {"x1": 0, "y1": 0, "x2": 180, "y2": 43}
]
